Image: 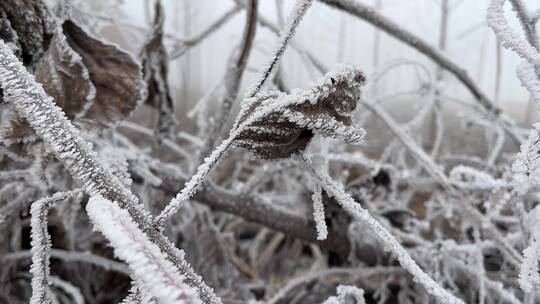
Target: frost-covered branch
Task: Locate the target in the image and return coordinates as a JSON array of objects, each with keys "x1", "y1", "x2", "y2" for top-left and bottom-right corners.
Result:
[
  {"x1": 170, "y1": 5, "x2": 242, "y2": 59},
  {"x1": 246, "y1": 0, "x2": 314, "y2": 97},
  {"x1": 29, "y1": 190, "x2": 83, "y2": 304},
  {"x1": 303, "y1": 156, "x2": 465, "y2": 304},
  {"x1": 200, "y1": 0, "x2": 259, "y2": 159},
  {"x1": 87, "y1": 196, "x2": 201, "y2": 304},
  {"x1": 488, "y1": 0, "x2": 540, "y2": 67}
]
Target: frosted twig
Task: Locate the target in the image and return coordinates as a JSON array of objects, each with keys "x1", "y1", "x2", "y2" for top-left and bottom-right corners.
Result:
[
  {"x1": 29, "y1": 190, "x2": 83, "y2": 304},
  {"x1": 321, "y1": 0, "x2": 501, "y2": 117},
  {"x1": 200, "y1": 0, "x2": 259, "y2": 160},
  {"x1": 267, "y1": 267, "x2": 402, "y2": 304},
  {"x1": 87, "y1": 196, "x2": 201, "y2": 304},
  {"x1": 488, "y1": 0, "x2": 540, "y2": 67},
  {"x1": 246, "y1": 0, "x2": 314, "y2": 97},
  {"x1": 311, "y1": 182, "x2": 328, "y2": 240},
  {"x1": 170, "y1": 5, "x2": 242, "y2": 59},
  {"x1": 302, "y1": 155, "x2": 465, "y2": 304}
]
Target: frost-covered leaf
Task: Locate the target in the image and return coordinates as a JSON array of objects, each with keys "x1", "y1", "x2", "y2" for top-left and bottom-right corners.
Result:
[
  {"x1": 156, "y1": 65, "x2": 366, "y2": 224},
  {"x1": 0, "y1": 0, "x2": 53, "y2": 67},
  {"x1": 86, "y1": 195, "x2": 201, "y2": 304},
  {"x1": 512, "y1": 123, "x2": 540, "y2": 195},
  {"x1": 62, "y1": 19, "x2": 144, "y2": 128},
  {"x1": 35, "y1": 29, "x2": 96, "y2": 121},
  {"x1": 140, "y1": 0, "x2": 175, "y2": 140},
  {"x1": 234, "y1": 65, "x2": 366, "y2": 159}
]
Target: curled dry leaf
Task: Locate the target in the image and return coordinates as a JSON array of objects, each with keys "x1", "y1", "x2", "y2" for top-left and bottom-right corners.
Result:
[
  {"x1": 233, "y1": 65, "x2": 366, "y2": 159},
  {"x1": 0, "y1": 0, "x2": 53, "y2": 143},
  {"x1": 0, "y1": 28, "x2": 95, "y2": 144},
  {"x1": 35, "y1": 31, "x2": 96, "y2": 121},
  {"x1": 0, "y1": 0, "x2": 53, "y2": 68},
  {"x1": 140, "y1": 0, "x2": 175, "y2": 140},
  {"x1": 62, "y1": 20, "x2": 144, "y2": 128}
]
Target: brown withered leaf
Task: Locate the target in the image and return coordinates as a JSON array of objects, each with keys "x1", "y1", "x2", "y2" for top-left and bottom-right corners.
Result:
[
  {"x1": 35, "y1": 31, "x2": 96, "y2": 120},
  {"x1": 0, "y1": 0, "x2": 53, "y2": 67},
  {"x1": 234, "y1": 65, "x2": 366, "y2": 159},
  {"x1": 62, "y1": 20, "x2": 144, "y2": 128},
  {"x1": 140, "y1": 0, "x2": 175, "y2": 140},
  {"x1": 1, "y1": 29, "x2": 97, "y2": 144}
]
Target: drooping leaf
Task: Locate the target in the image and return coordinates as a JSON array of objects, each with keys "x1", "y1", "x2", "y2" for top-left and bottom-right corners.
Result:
[
  {"x1": 140, "y1": 0, "x2": 175, "y2": 140},
  {"x1": 62, "y1": 20, "x2": 144, "y2": 128},
  {"x1": 234, "y1": 65, "x2": 366, "y2": 159},
  {"x1": 0, "y1": 0, "x2": 53, "y2": 67},
  {"x1": 35, "y1": 30, "x2": 96, "y2": 121}
]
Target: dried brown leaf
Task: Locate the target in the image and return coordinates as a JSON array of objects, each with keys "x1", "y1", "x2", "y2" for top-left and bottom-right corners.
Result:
[
  {"x1": 0, "y1": 0, "x2": 53, "y2": 67},
  {"x1": 140, "y1": 1, "x2": 175, "y2": 139},
  {"x1": 35, "y1": 31, "x2": 96, "y2": 121},
  {"x1": 62, "y1": 20, "x2": 144, "y2": 128}
]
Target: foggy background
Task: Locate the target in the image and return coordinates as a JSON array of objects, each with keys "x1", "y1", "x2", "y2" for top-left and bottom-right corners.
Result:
[{"x1": 95, "y1": 0, "x2": 539, "y2": 120}]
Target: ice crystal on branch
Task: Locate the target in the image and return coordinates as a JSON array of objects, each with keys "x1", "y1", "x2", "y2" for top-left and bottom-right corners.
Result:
[
  {"x1": 311, "y1": 182, "x2": 328, "y2": 240},
  {"x1": 87, "y1": 196, "x2": 201, "y2": 304}
]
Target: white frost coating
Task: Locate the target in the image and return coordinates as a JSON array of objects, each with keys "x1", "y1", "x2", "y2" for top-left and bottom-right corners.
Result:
[
  {"x1": 487, "y1": 0, "x2": 540, "y2": 66},
  {"x1": 517, "y1": 62, "x2": 540, "y2": 103},
  {"x1": 86, "y1": 196, "x2": 201, "y2": 304},
  {"x1": 449, "y1": 165, "x2": 505, "y2": 190},
  {"x1": 322, "y1": 285, "x2": 366, "y2": 304},
  {"x1": 304, "y1": 156, "x2": 464, "y2": 304},
  {"x1": 512, "y1": 62, "x2": 540, "y2": 195},
  {"x1": 311, "y1": 182, "x2": 328, "y2": 240},
  {"x1": 512, "y1": 124, "x2": 540, "y2": 195},
  {"x1": 246, "y1": 0, "x2": 314, "y2": 97},
  {"x1": 29, "y1": 190, "x2": 83, "y2": 304},
  {"x1": 519, "y1": 205, "x2": 540, "y2": 292}
]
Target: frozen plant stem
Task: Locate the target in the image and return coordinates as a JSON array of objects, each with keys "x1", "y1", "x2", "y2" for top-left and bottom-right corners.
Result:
[
  {"x1": 200, "y1": 0, "x2": 259, "y2": 159},
  {"x1": 0, "y1": 40, "x2": 221, "y2": 304},
  {"x1": 30, "y1": 190, "x2": 83, "y2": 304},
  {"x1": 301, "y1": 155, "x2": 465, "y2": 304},
  {"x1": 87, "y1": 196, "x2": 201, "y2": 304},
  {"x1": 246, "y1": 0, "x2": 314, "y2": 97}
]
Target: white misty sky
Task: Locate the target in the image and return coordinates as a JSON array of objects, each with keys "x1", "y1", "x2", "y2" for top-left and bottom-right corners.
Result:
[{"x1": 89, "y1": 0, "x2": 539, "y2": 120}]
